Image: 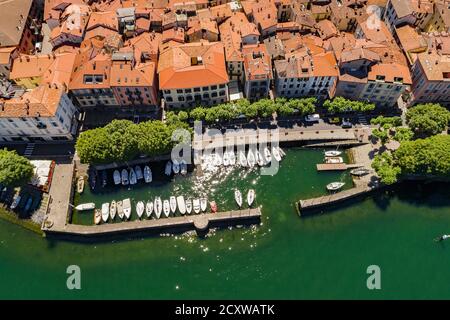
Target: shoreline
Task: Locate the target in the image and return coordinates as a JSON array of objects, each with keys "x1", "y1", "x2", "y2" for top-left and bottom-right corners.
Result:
[{"x1": 0, "y1": 207, "x2": 44, "y2": 236}]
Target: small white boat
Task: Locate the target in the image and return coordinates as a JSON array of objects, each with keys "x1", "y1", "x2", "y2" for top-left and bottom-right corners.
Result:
[
  {"x1": 326, "y1": 182, "x2": 345, "y2": 191},
  {"x1": 121, "y1": 169, "x2": 129, "y2": 186},
  {"x1": 177, "y1": 196, "x2": 186, "y2": 215},
  {"x1": 113, "y1": 170, "x2": 121, "y2": 185},
  {"x1": 163, "y1": 199, "x2": 170, "y2": 217},
  {"x1": 10, "y1": 194, "x2": 21, "y2": 210},
  {"x1": 229, "y1": 150, "x2": 236, "y2": 166},
  {"x1": 325, "y1": 156, "x2": 343, "y2": 164},
  {"x1": 75, "y1": 202, "x2": 95, "y2": 211},
  {"x1": 247, "y1": 189, "x2": 255, "y2": 207},
  {"x1": 170, "y1": 196, "x2": 177, "y2": 213},
  {"x1": 77, "y1": 176, "x2": 85, "y2": 193},
  {"x1": 235, "y1": 189, "x2": 243, "y2": 208},
  {"x1": 146, "y1": 201, "x2": 153, "y2": 218},
  {"x1": 94, "y1": 209, "x2": 102, "y2": 225},
  {"x1": 272, "y1": 146, "x2": 282, "y2": 162},
  {"x1": 129, "y1": 168, "x2": 137, "y2": 185},
  {"x1": 165, "y1": 161, "x2": 172, "y2": 176},
  {"x1": 135, "y1": 165, "x2": 143, "y2": 180},
  {"x1": 154, "y1": 197, "x2": 162, "y2": 218},
  {"x1": 172, "y1": 161, "x2": 180, "y2": 174},
  {"x1": 223, "y1": 151, "x2": 230, "y2": 166},
  {"x1": 256, "y1": 149, "x2": 264, "y2": 166},
  {"x1": 324, "y1": 150, "x2": 342, "y2": 157},
  {"x1": 185, "y1": 198, "x2": 192, "y2": 214},
  {"x1": 144, "y1": 166, "x2": 152, "y2": 183},
  {"x1": 136, "y1": 201, "x2": 145, "y2": 219},
  {"x1": 117, "y1": 200, "x2": 124, "y2": 220},
  {"x1": 247, "y1": 149, "x2": 256, "y2": 167},
  {"x1": 350, "y1": 167, "x2": 370, "y2": 176},
  {"x1": 101, "y1": 203, "x2": 109, "y2": 223},
  {"x1": 180, "y1": 160, "x2": 187, "y2": 175},
  {"x1": 239, "y1": 151, "x2": 247, "y2": 167},
  {"x1": 193, "y1": 199, "x2": 201, "y2": 214},
  {"x1": 123, "y1": 198, "x2": 132, "y2": 220},
  {"x1": 200, "y1": 198, "x2": 207, "y2": 212},
  {"x1": 213, "y1": 153, "x2": 222, "y2": 166},
  {"x1": 278, "y1": 146, "x2": 286, "y2": 157},
  {"x1": 110, "y1": 200, "x2": 117, "y2": 220},
  {"x1": 264, "y1": 147, "x2": 271, "y2": 163}
]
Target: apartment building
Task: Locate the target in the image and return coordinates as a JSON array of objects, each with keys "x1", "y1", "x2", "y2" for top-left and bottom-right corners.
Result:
[
  {"x1": 0, "y1": 84, "x2": 78, "y2": 142},
  {"x1": 384, "y1": 0, "x2": 434, "y2": 34},
  {"x1": 410, "y1": 34, "x2": 450, "y2": 107},
  {"x1": 158, "y1": 42, "x2": 229, "y2": 109},
  {"x1": 242, "y1": 44, "x2": 273, "y2": 100}
]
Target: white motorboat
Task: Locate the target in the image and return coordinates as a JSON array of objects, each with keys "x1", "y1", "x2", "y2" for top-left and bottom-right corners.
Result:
[
  {"x1": 145, "y1": 201, "x2": 153, "y2": 218},
  {"x1": 326, "y1": 182, "x2": 345, "y2": 191},
  {"x1": 94, "y1": 209, "x2": 102, "y2": 225},
  {"x1": 123, "y1": 198, "x2": 132, "y2": 220},
  {"x1": 165, "y1": 161, "x2": 172, "y2": 176},
  {"x1": 278, "y1": 146, "x2": 286, "y2": 157},
  {"x1": 223, "y1": 151, "x2": 230, "y2": 166},
  {"x1": 247, "y1": 189, "x2": 255, "y2": 207},
  {"x1": 324, "y1": 150, "x2": 342, "y2": 157},
  {"x1": 117, "y1": 200, "x2": 124, "y2": 220},
  {"x1": 77, "y1": 176, "x2": 85, "y2": 193},
  {"x1": 239, "y1": 151, "x2": 247, "y2": 167},
  {"x1": 229, "y1": 150, "x2": 236, "y2": 166},
  {"x1": 185, "y1": 198, "x2": 192, "y2": 214},
  {"x1": 129, "y1": 168, "x2": 137, "y2": 185},
  {"x1": 193, "y1": 199, "x2": 201, "y2": 214},
  {"x1": 177, "y1": 196, "x2": 186, "y2": 215},
  {"x1": 154, "y1": 197, "x2": 162, "y2": 219},
  {"x1": 272, "y1": 146, "x2": 282, "y2": 162},
  {"x1": 136, "y1": 201, "x2": 145, "y2": 219},
  {"x1": 180, "y1": 160, "x2": 187, "y2": 175},
  {"x1": 350, "y1": 167, "x2": 370, "y2": 176},
  {"x1": 169, "y1": 196, "x2": 177, "y2": 214},
  {"x1": 235, "y1": 189, "x2": 243, "y2": 208},
  {"x1": 172, "y1": 161, "x2": 180, "y2": 174},
  {"x1": 110, "y1": 200, "x2": 117, "y2": 220},
  {"x1": 213, "y1": 153, "x2": 223, "y2": 166},
  {"x1": 163, "y1": 199, "x2": 170, "y2": 218},
  {"x1": 113, "y1": 170, "x2": 121, "y2": 185},
  {"x1": 121, "y1": 169, "x2": 129, "y2": 186},
  {"x1": 247, "y1": 149, "x2": 256, "y2": 167},
  {"x1": 75, "y1": 202, "x2": 95, "y2": 211},
  {"x1": 325, "y1": 157, "x2": 343, "y2": 164},
  {"x1": 101, "y1": 203, "x2": 109, "y2": 223},
  {"x1": 144, "y1": 166, "x2": 152, "y2": 183},
  {"x1": 135, "y1": 165, "x2": 143, "y2": 180},
  {"x1": 256, "y1": 149, "x2": 264, "y2": 166},
  {"x1": 200, "y1": 198, "x2": 207, "y2": 212},
  {"x1": 264, "y1": 147, "x2": 271, "y2": 163}
]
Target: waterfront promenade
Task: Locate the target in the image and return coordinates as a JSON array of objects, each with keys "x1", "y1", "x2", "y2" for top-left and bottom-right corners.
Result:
[{"x1": 44, "y1": 207, "x2": 261, "y2": 238}]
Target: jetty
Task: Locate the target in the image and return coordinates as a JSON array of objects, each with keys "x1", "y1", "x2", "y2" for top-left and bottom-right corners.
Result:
[
  {"x1": 316, "y1": 163, "x2": 364, "y2": 171},
  {"x1": 42, "y1": 207, "x2": 261, "y2": 239}
]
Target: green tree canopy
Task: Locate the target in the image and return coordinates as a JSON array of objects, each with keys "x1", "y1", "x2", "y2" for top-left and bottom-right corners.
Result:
[
  {"x1": 324, "y1": 97, "x2": 375, "y2": 113},
  {"x1": 371, "y1": 152, "x2": 401, "y2": 185},
  {"x1": 406, "y1": 103, "x2": 450, "y2": 137},
  {"x1": 0, "y1": 149, "x2": 34, "y2": 187}
]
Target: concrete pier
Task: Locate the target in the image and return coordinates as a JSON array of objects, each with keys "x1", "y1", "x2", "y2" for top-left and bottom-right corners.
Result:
[{"x1": 43, "y1": 207, "x2": 261, "y2": 239}]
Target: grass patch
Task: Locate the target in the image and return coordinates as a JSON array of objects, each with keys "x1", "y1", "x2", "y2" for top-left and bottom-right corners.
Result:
[{"x1": 0, "y1": 207, "x2": 44, "y2": 236}]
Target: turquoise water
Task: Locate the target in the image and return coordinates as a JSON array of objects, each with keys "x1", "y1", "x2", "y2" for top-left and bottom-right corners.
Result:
[{"x1": 0, "y1": 148, "x2": 449, "y2": 299}]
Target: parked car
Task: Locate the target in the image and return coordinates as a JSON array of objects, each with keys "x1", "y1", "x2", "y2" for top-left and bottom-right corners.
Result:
[
  {"x1": 328, "y1": 117, "x2": 340, "y2": 124},
  {"x1": 341, "y1": 119, "x2": 353, "y2": 128},
  {"x1": 304, "y1": 114, "x2": 320, "y2": 123}
]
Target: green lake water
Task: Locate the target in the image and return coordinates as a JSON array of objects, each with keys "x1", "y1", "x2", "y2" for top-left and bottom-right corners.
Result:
[{"x1": 0, "y1": 148, "x2": 450, "y2": 299}]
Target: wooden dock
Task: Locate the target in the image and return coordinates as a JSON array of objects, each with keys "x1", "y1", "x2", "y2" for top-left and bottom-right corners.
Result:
[
  {"x1": 43, "y1": 207, "x2": 261, "y2": 238},
  {"x1": 316, "y1": 163, "x2": 364, "y2": 171},
  {"x1": 296, "y1": 186, "x2": 376, "y2": 214}
]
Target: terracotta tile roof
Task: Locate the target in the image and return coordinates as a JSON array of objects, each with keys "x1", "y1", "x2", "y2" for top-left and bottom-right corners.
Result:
[
  {"x1": 158, "y1": 42, "x2": 228, "y2": 89},
  {"x1": 50, "y1": 4, "x2": 91, "y2": 40},
  {"x1": 0, "y1": 0, "x2": 33, "y2": 47},
  {"x1": 275, "y1": 50, "x2": 338, "y2": 78},
  {"x1": 125, "y1": 31, "x2": 162, "y2": 62},
  {"x1": 42, "y1": 52, "x2": 77, "y2": 88},
  {"x1": 110, "y1": 57, "x2": 156, "y2": 87},
  {"x1": 162, "y1": 27, "x2": 185, "y2": 44},
  {"x1": 357, "y1": 17, "x2": 395, "y2": 44},
  {"x1": 242, "y1": 44, "x2": 272, "y2": 80},
  {"x1": 10, "y1": 54, "x2": 57, "y2": 80},
  {"x1": 187, "y1": 17, "x2": 219, "y2": 36},
  {"x1": 0, "y1": 47, "x2": 17, "y2": 65},
  {"x1": 368, "y1": 63, "x2": 412, "y2": 84},
  {"x1": 316, "y1": 20, "x2": 338, "y2": 40},
  {"x1": 0, "y1": 85, "x2": 64, "y2": 118},
  {"x1": 44, "y1": 0, "x2": 85, "y2": 21},
  {"x1": 241, "y1": 0, "x2": 277, "y2": 32}
]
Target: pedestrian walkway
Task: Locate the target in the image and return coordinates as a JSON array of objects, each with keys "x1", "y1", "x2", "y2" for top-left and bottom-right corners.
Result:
[{"x1": 23, "y1": 143, "x2": 35, "y2": 157}]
